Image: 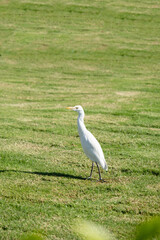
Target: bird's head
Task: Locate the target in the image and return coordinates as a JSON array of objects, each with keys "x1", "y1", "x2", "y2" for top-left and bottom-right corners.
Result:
[
  {"x1": 66, "y1": 105, "x2": 84, "y2": 113},
  {"x1": 67, "y1": 105, "x2": 83, "y2": 113}
]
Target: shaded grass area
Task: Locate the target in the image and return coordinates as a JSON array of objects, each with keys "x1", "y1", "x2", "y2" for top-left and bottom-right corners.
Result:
[{"x1": 0, "y1": 0, "x2": 160, "y2": 239}]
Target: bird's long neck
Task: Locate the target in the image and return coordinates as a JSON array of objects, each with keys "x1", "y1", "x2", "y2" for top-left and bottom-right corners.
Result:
[{"x1": 77, "y1": 110, "x2": 86, "y2": 136}]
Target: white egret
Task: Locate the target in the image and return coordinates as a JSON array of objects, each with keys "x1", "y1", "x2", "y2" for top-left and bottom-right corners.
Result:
[{"x1": 66, "y1": 105, "x2": 108, "y2": 181}]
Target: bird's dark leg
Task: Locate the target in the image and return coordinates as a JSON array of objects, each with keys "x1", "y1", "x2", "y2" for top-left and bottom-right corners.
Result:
[
  {"x1": 87, "y1": 162, "x2": 94, "y2": 179},
  {"x1": 96, "y1": 163, "x2": 102, "y2": 181}
]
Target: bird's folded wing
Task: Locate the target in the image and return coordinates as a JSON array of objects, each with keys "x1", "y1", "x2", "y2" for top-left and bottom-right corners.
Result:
[{"x1": 81, "y1": 130, "x2": 106, "y2": 167}]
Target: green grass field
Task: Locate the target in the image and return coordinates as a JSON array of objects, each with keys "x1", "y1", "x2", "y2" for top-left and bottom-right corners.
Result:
[{"x1": 0, "y1": 0, "x2": 160, "y2": 239}]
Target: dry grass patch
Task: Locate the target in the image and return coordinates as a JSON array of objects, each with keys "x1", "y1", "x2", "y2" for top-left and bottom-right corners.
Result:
[
  {"x1": 86, "y1": 114, "x2": 128, "y2": 125},
  {"x1": 146, "y1": 183, "x2": 160, "y2": 192},
  {"x1": 1, "y1": 141, "x2": 50, "y2": 155},
  {"x1": 116, "y1": 91, "x2": 140, "y2": 97}
]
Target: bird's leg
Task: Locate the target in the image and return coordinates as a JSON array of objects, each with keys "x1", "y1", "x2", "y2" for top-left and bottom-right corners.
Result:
[
  {"x1": 87, "y1": 162, "x2": 94, "y2": 179},
  {"x1": 96, "y1": 163, "x2": 102, "y2": 181}
]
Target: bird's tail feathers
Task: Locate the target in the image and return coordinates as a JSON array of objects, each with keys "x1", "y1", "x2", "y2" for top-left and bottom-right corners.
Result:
[
  {"x1": 105, "y1": 164, "x2": 108, "y2": 172},
  {"x1": 102, "y1": 161, "x2": 108, "y2": 172}
]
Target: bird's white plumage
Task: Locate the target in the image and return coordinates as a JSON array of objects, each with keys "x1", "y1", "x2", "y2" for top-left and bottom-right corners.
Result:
[
  {"x1": 67, "y1": 105, "x2": 108, "y2": 175},
  {"x1": 79, "y1": 129, "x2": 107, "y2": 170}
]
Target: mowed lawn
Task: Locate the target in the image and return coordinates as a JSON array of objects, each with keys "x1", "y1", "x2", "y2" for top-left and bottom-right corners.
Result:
[{"x1": 0, "y1": 0, "x2": 160, "y2": 239}]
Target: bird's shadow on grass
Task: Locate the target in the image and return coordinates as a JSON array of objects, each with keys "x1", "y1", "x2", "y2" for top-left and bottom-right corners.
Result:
[{"x1": 0, "y1": 169, "x2": 86, "y2": 180}]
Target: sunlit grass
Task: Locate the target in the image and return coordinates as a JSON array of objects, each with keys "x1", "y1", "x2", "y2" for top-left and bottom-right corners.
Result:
[{"x1": 0, "y1": 0, "x2": 160, "y2": 239}]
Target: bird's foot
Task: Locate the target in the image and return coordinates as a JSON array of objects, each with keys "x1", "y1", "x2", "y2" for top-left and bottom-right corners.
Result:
[
  {"x1": 98, "y1": 178, "x2": 106, "y2": 183},
  {"x1": 86, "y1": 176, "x2": 92, "y2": 180}
]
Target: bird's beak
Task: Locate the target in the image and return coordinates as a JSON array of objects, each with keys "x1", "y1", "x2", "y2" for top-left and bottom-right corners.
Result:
[{"x1": 66, "y1": 107, "x2": 75, "y2": 110}]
